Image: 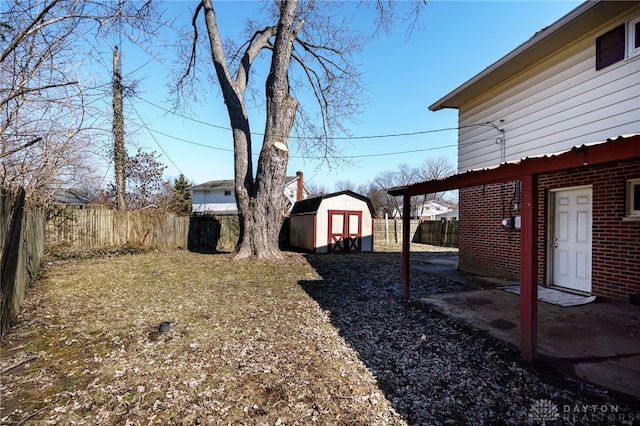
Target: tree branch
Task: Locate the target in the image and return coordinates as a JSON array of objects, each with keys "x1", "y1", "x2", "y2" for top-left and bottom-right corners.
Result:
[
  {"x1": 177, "y1": 1, "x2": 204, "y2": 88},
  {"x1": 0, "y1": 81, "x2": 79, "y2": 110},
  {"x1": 0, "y1": 137, "x2": 42, "y2": 159},
  {"x1": 0, "y1": 0, "x2": 60, "y2": 63}
]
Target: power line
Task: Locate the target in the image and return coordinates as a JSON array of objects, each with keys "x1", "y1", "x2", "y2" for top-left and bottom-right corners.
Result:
[
  {"x1": 135, "y1": 94, "x2": 475, "y2": 141},
  {"x1": 310, "y1": 144, "x2": 459, "y2": 159},
  {"x1": 127, "y1": 98, "x2": 185, "y2": 176},
  {"x1": 133, "y1": 95, "x2": 504, "y2": 160},
  {"x1": 145, "y1": 126, "x2": 459, "y2": 160},
  {"x1": 136, "y1": 96, "x2": 230, "y2": 131},
  {"x1": 148, "y1": 128, "x2": 234, "y2": 152}
]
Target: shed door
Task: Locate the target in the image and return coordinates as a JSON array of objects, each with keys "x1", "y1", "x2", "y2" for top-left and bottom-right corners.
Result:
[
  {"x1": 328, "y1": 210, "x2": 362, "y2": 253},
  {"x1": 551, "y1": 187, "x2": 592, "y2": 293}
]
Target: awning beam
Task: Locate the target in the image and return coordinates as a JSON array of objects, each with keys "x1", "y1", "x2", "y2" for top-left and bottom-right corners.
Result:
[{"x1": 392, "y1": 135, "x2": 640, "y2": 362}]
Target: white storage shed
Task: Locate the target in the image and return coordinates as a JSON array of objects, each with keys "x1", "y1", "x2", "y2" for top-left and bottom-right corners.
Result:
[{"x1": 289, "y1": 190, "x2": 375, "y2": 253}]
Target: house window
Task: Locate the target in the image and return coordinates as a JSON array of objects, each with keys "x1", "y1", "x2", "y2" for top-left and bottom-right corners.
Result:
[
  {"x1": 626, "y1": 178, "x2": 640, "y2": 218},
  {"x1": 224, "y1": 190, "x2": 231, "y2": 196},
  {"x1": 628, "y1": 16, "x2": 640, "y2": 58},
  {"x1": 596, "y1": 24, "x2": 625, "y2": 70}
]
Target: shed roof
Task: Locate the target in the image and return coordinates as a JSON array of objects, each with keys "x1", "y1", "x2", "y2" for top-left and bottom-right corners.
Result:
[
  {"x1": 290, "y1": 190, "x2": 376, "y2": 217},
  {"x1": 51, "y1": 188, "x2": 90, "y2": 205}
]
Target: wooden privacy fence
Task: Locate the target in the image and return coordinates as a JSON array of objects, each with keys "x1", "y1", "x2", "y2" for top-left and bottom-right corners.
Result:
[
  {"x1": 46, "y1": 209, "x2": 458, "y2": 254},
  {"x1": 374, "y1": 219, "x2": 420, "y2": 244},
  {"x1": 1, "y1": 186, "x2": 45, "y2": 338},
  {"x1": 46, "y1": 208, "x2": 239, "y2": 253},
  {"x1": 373, "y1": 218, "x2": 458, "y2": 247},
  {"x1": 418, "y1": 219, "x2": 459, "y2": 247}
]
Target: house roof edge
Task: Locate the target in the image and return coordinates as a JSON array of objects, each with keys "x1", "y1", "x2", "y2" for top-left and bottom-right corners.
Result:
[{"x1": 428, "y1": 0, "x2": 617, "y2": 112}]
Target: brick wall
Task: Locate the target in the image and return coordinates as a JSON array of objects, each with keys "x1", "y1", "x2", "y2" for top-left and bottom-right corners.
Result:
[
  {"x1": 538, "y1": 159, "x2": 640, "y2": 303},
  {"x1": 459, "y1": 159, "x2": 640, "y2": 303},
  {"x1": 459, "y1": 181, "x2": 521, "y2": 281}
]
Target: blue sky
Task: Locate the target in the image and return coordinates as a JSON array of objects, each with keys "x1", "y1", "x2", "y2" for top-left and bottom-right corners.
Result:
[{"x1": 107, "y1": 0, "x2": 582, "y2": 191}]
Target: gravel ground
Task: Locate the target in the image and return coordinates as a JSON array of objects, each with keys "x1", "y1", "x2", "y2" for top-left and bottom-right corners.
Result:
[{"x1": 303, "y1": 251, "x2": 640, "y2": 425}]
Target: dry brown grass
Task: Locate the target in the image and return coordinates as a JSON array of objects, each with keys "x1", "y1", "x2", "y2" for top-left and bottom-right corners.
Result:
[{"x1": 1, "y1": 249, "x2": 410, "y2": 425}]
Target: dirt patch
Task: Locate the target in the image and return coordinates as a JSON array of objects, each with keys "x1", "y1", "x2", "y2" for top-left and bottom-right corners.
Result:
[{"x1": 1, "y1": 246, "x2": 638, "y2": 425}]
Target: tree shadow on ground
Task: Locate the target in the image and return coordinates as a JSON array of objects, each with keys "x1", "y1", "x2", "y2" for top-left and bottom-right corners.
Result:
[
  {"x1": 187, "y1": 217, "x2": 230, "y2": 254},
  {"x1": 298, "y1": 252, "x2": 625, "y2": 425}
]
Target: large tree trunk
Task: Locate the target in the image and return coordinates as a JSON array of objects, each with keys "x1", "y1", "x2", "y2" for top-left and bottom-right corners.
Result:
[
  {"x1": 237, "y1": 92, "x2": 298, "y2": 259},
  {"x1": 236, "y1": 1, "x2": 299, "y2": 259},
  {"x1": 202, "y1": 0, "x2": 300, "y2": 259}
]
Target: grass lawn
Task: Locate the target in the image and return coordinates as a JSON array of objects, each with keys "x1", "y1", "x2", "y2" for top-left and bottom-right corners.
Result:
[{"x1": 1, "y1": 249, "x2": 408, "y2": 425}]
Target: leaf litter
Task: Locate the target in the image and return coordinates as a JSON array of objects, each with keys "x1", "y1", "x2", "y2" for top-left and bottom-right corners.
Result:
[{"x1": 1, "y1": 245, "x2": 638, "y2": 425}]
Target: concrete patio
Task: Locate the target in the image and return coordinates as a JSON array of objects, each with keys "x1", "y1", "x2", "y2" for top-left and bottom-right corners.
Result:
[{"x1": 413, "y1": 256, "x2": 640, "y2": 401}]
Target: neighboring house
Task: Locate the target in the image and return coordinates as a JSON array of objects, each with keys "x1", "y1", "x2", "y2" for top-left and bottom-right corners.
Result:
[
  {"x1": 191, "y1": 171, "x2": 309, "y2": 215},
  {"x1": 392, "y1": 1, "x2": 640, "y2": 303},
  {"x1": 416, "y1": 200, "x2": 453, "y2": 220},
  {"x1": 289, "y1": 190, "x2": 375, "y2": 253},
  {"x1": 391, "y1": 200, "x2": 458, "y2": 220},
  {"x1": 434, "y1": 208, "x2": 458, "y2": 221},
  {"x1": 50, "y1": 188, "x2": 90, "y2": 207}
]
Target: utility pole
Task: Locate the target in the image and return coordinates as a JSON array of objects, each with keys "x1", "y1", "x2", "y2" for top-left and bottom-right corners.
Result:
[{"x1": 113, "y1": 46, "x2": 126, "y2": 211}]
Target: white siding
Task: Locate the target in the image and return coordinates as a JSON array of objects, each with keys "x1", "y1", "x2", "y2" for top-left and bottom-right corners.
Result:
[
  {"x1": 283, "y1": 179, "x2": 299, "y2": 205},
  {"x1": 192, "y1": 190, "x2": 237, "y2": 214},
  {"x1": 458, "y1": 14, "x2": 640, "y2": 172},
  {"x1": 290, "y1": 194, "x2": 374, "y2": 253}
]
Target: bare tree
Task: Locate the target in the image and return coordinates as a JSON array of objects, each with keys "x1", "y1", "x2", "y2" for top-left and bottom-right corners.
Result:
[
  {"x1": 417, "y1": 156, "x2": 456, "y2": 203},
  {"x1": 372, "y1": 163, "x2": 421, "y2": 218},
  {"x1": 0, "y1": 0, "x2": 160, "y2": 204},
  {"x1": 334, "y1": 180, "x2": 357, "y2": 192},
  {"x1": 125, "y1": 149, "x2": 167, "y2": 210},
  {"x1": 305, "y1": 182, "x2": 328, "y2": 197},
  {"x1": 179, "y1": 0, "x2": 424, "y2": 259},
  {"x1": 419, "y1": 156, "x2": 455, "y2": 181},
  {"x1": 89, "y1": 149, "x2": 169, "y2": 210}
]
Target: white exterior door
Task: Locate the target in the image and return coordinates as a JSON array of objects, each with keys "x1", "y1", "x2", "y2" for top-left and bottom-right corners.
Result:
[{"x1": 551, "y1": 187, "x2": 592, "y2": 293}]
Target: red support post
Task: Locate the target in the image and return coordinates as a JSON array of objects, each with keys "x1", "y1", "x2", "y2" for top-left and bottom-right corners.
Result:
[
  {"x1": 519, "y1": 174, "x2": 538, "y2": 361},
  {"x1": 401, "y1": 194, "x2": 411, "y2": 299}
]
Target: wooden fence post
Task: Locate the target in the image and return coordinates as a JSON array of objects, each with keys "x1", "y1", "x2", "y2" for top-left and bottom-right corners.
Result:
[{"x1": 1, "y1": 187, "x2": 25, "y2": 337}]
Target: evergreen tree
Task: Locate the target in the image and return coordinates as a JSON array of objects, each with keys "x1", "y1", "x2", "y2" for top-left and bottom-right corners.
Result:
[{"x1": 169, "y1": 174, "x2": 192, "y2": 215}]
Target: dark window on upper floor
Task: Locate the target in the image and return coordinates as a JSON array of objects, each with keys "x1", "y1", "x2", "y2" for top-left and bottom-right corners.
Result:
[{"x1": 596, "y1": 24, "x2": 625, "y2": 70}]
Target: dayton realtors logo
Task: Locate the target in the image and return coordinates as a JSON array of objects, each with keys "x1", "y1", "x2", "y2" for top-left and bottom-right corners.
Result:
[
  {"x1": 529, "y1": 399, "x2": 639, "y2": 424},
  {"x1": 528, "y1": 399, "x2": 559, "y2": 425}
]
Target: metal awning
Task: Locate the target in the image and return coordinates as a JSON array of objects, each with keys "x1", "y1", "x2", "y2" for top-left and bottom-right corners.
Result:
[{"x1": 387, "y1": 134, "x2": 640, "y2": 361}]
